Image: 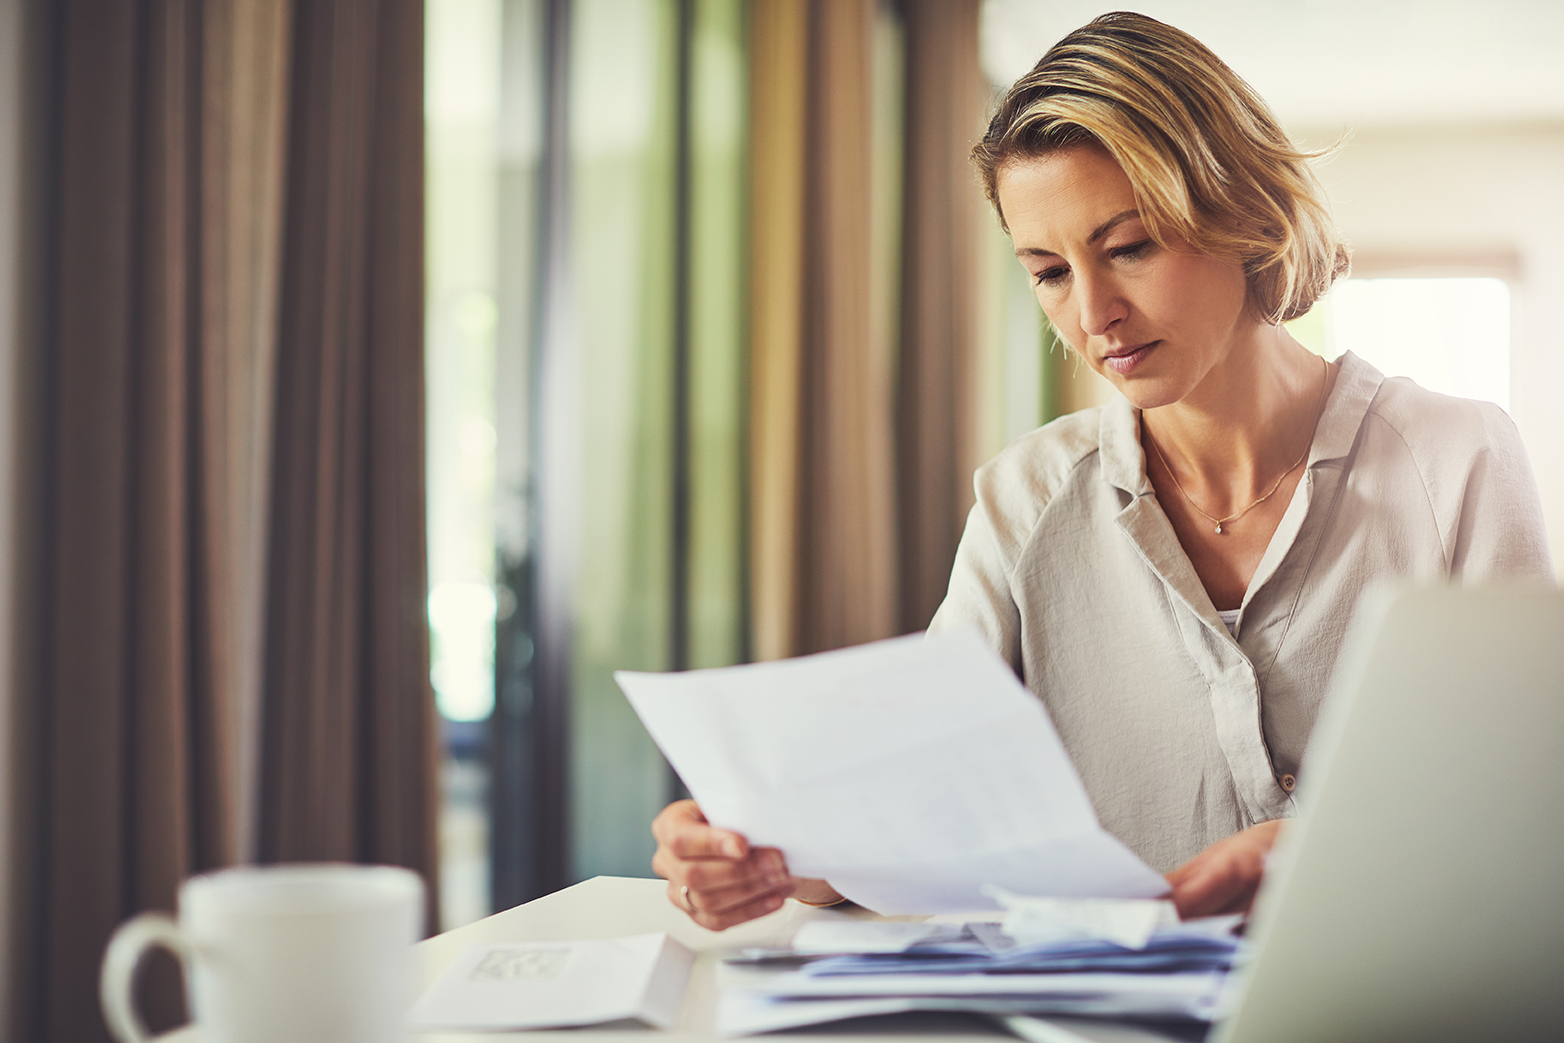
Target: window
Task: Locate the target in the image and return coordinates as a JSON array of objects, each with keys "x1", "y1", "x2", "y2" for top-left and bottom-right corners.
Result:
[
  {"x1": 1328, "y1": 278, "x2": 1511, "y2": 410},
  {"x1": 1292, "y1": 277, "x2": 1512, "y2": 411}
]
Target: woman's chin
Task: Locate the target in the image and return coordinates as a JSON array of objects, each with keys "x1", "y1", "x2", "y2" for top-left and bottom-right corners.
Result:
[{"x1": 1113, "y1": 377, "x2": 1190, "y2": 413}]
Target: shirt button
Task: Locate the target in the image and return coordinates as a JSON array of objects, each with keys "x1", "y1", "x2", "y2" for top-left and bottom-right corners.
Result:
[{"x1": 1279, "y1": 773, "x2": 1297, "y2": 792}]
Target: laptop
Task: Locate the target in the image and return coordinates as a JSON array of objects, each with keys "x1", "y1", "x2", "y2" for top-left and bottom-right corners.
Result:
[{"x1": 1206, "y1": 582, "x2": 1564, "y2": 1042}]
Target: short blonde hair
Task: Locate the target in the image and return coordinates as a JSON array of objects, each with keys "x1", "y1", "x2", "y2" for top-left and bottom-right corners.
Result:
[{"x1": 973, "y1": 11, "x2": 1349, "y2": 324}]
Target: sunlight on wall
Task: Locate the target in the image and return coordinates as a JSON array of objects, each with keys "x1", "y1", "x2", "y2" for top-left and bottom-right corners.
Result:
[
  {"x1": 1291, "y1": 278, "x2": 1511, "y2": 412},
  {"x1": 426, "y1": 0, "x2": 501, "y2": 725},
  {"x1": 426, "y1": 0, "x2": 505, "y2": 933},
  {"x1": 1332, "y1": 278, "x2": 1510, "y2": 410}
]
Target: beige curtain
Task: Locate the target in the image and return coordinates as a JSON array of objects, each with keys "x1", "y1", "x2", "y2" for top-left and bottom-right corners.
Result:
[
  {"x1": 26, "y1": 1, "x2": 435, "y2": 1040},
  {"x1": 895, "y1": 0, "x2": 987, "y2": 632},
  {"x1": 748, "y1": 0, "x2": 809, "y2": 661},
  {"x1": 793, "y1": 0, "x2": 901, "y2": 654},
  {"x1": 259, "y1": 0, "x2": 439, "y2": 894},
  {"x1": 748, "y1": 0, "x2": 987, "y2": 656},
  {"x1": 749, "y1": 0, "x2": 899, "y2": 659}
]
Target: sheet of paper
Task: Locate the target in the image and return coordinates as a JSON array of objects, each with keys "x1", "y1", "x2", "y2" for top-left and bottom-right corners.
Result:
[
  {"x1": 985, "y1": 886, "x2": 1179, "y2": 950},
  {"x1": 789, "y1": 920, "x2": 962, "y2": 955},
  {"x1": 408, "y1": 933, "x2": 693, "y2": 1030},
  {"x1": 616, "y1": 628, "x2": 1168, "y2": 914}
]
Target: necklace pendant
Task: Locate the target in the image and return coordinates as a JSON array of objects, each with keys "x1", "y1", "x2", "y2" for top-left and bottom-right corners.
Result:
[{"x1": 1214, "y1": 523, "x2": 1223, "y2": 534}]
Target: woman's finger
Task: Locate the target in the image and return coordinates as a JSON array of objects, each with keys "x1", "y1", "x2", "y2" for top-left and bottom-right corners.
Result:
[
  {"x1": 665, "y1": 871, "x2": 787, "y2": 924},
  {"x1": 689, "y1": 883, "x2": 793, "y2": 932},
  {"x1": 1165, "y1": 819, "x2": 1283, "y2": 919},
  {"x1": 689, "y1": 873, "x2": 794, "y2": 918},
  {"x1": 1168, "y1": 863, "x2": 1240, "y2": 918},
  {"x1": 666, "y1": 827, "x2": 748, "y2": 861},
  {"x1": 651, "y1": 800, "x2": 750, "y2": 863},
  {"x1": 691, "y1": 863, "x2": 800, "y2": 913},
  {"x1": 654, "y1": 847, "x2": 785, "y2": 896},
  {"x1": 650, "y1": 799, "x2": 706, "y2": 845},
  {"x1": 684, "y1": 849, "x2": 784, "y2": 891}
]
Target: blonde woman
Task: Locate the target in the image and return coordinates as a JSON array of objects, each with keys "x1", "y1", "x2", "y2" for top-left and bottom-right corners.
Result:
[{"x1": 651, "y1": 11, "x2": 1551, "y2": 930}]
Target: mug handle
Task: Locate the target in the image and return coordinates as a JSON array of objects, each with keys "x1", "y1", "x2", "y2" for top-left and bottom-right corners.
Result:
[{"x1": 100, "y1": 912, "x2": 193, "y2": 1043}]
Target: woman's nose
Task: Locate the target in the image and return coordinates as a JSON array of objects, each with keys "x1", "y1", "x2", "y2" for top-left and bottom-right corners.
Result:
[{"x1": 1076, "y1": 273, "x2": 1128, "y2": 337}]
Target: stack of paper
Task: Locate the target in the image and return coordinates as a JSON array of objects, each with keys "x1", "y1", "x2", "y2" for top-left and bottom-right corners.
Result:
[
  {"x1": 615, "y1": 628, "x2": 1170, "y2": 914},
  {"x1": 716, "y1": 916, "x2": 1242, "y2": 1036}
]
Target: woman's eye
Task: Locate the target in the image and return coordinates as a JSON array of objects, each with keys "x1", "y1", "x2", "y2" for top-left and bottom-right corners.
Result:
[
  {"x1": 1035, "y1": 266, "x2": 1069, "y2": 286},
  {"x1": 1110, "y1": 239, "x2": 1153, "y2": 261}
]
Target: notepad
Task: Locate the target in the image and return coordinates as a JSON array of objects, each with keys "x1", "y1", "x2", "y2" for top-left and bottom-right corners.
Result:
[
  {"x1": 408, "y1": 933, "x2": 694, "y2": 1030},
  {"x1": 616, "y1": 628, "x2": 1169, "y2": 914}
]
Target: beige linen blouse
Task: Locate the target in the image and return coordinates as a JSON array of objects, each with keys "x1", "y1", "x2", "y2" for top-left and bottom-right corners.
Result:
[{"x1": 928, "y1": 352, "x2": 1553, "y2": 873}]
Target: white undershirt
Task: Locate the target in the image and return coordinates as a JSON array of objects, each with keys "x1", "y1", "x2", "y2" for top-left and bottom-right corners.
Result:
[{"x1": 1218, "y1": 608, "x2": 1241, "y2": 637}]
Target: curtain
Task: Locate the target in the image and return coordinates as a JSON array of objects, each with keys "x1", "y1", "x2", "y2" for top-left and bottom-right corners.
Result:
[
  {"x1": 29, "y1": 1, "x2": 436, "y2": 1040},
  {"x1": 795, "y1": 0, "x2": 900, "y2": 654},
  {"x1": 43, "y1": 2, "x2": 250, "y2": 1036},
  {"x1": 747, "y1": 0, "x2": 809, "y2": 661},
  {"x1": 259, "y1": 0, "x2": 437, "y2": 895},
  {"x1": 748, "y1": 0, "x2": 987, "y2": 657},
  {"x1": 749, "y1": 0, "x2": 899, "y2": 658},
  {"x1": 895, "y1": 0, "x2": 986, "y2": 632}
]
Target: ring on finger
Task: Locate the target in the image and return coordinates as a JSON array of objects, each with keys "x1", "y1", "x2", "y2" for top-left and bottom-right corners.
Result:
[{"x1": 681, "y1": 884, "x2": 697, "y2": 913}]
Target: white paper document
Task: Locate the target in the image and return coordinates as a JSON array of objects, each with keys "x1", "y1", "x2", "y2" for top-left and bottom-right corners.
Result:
[
  {"x1": 408, "y1": 933, "x2": 693, "y2": 1031},
  {"x1": 789, "y1": 920, "x2": 963, "y2": 955},
  {"x1": 616, "y1": 628, "x2": 1169, "y2": 914},
  {"x1": 986, "y1": 887, "x2": 1181, "y2": 950}
]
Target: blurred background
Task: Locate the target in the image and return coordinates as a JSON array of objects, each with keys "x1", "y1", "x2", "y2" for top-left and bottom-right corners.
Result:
[{"x1": 1, "y1": 1, "x2": 1560, "y2": 1040}]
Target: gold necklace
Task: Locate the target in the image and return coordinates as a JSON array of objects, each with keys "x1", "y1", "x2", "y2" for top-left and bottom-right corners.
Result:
[{"x1": 1146, "y1": 354, "x2": 1329, "y2": 535}]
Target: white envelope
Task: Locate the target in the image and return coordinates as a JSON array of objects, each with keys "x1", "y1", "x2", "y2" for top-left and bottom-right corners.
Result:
[{"x1": 409, "y1": 933, "x2": 694, "y2": 1030}]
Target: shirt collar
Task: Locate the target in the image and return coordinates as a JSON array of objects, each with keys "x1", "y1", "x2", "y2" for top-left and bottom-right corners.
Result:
[
  {"x1": 1098, "y1": 394, "x2": 1151, "y2": 497},
  {"x1": 1310, "y1": 350, "x2": 1384, "y2": 466},
  {"x1": 1096, "y1": 349, "x2": 1387, "y2": 494}
]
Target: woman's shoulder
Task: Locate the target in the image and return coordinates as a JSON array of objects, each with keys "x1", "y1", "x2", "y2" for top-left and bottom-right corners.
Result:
[
  {"x1": 1361, "y1": 373, "x2": 1523, "y2": 462},
  {"x1": 1351, "y1": 364, "x2": 1550, "y2": 577},
  {"x1": 972, "y1": 407, "x2": 1106, "y2": 524}
]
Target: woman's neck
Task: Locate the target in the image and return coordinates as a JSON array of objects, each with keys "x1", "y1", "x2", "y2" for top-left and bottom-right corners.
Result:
[{"x1": 1140, "y1": 325, "x2": 1329, "y2": 511}]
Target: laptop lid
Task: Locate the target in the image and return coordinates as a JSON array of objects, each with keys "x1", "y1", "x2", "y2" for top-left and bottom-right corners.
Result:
[{"x1": 1214, "y1": 583, "x2": 1564, "y2": 1043}]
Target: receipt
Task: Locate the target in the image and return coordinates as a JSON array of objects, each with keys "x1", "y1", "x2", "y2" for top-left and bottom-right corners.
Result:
[
  {"x1": 984, "y1": 886, "x2": 1179, "y2": 950},
  {"x1": 616, "y1": 628, "x2": 1169, "y2": 914}
]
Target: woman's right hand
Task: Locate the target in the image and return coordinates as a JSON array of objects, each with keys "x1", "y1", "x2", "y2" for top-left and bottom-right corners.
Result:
[{"x1": 651, "y1": 800, "x2": 828, "y2": 930}]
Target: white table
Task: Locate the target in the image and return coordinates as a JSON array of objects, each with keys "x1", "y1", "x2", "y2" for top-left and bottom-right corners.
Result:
[{"x1": 160, "y1": 876, "x2": 1185, "y2": 1043}]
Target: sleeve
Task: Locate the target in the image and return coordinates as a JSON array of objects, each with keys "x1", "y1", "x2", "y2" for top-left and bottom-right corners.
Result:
[
  {"x1": 1448, "y1": 403, "x2": 1554, "y2": 580},
  {"x1": 927, "y1": 485, "x2": 1025, "y2": 678}
]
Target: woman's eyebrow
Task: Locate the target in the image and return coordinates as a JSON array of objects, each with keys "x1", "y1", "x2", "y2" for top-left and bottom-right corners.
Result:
[
  {"x1": 1087, "y1": 209, "x2": 1141, "y2": 244},
  {"x1": 1014, "y1": 209, "x2": 1143, "y2": 258}
]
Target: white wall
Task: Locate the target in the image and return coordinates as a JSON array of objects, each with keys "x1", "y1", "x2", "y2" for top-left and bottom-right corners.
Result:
[{"x1": 1300, "y1": 123, "x2": 1564, "y2": 575}]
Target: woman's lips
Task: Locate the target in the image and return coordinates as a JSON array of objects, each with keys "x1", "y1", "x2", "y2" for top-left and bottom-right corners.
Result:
[{"x1": 1102, "y1": 341, "x2": 1158, "y2": 375}]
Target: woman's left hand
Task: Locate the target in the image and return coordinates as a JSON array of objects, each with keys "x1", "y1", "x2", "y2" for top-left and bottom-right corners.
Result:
[{"x1": 1164, "y1": 819, "x2": 1285, "y2": 918}]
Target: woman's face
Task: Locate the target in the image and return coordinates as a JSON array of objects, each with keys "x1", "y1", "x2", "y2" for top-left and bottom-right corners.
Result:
[{"x1": 997, "y1": 144, "x2": 1255, "y2": 411}]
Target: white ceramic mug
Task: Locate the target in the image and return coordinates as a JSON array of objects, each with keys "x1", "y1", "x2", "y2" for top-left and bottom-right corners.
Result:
[{"x1": 100, "y1": 863, "x2": 424, "y2": 1043}]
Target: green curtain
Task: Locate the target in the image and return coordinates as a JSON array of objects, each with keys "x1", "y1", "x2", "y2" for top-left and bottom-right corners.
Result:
[
  {"x1": 567, "y1": 0, "x2": 747, "y2": 880},
  {"x1": 686, "y1": 0, "x2": 747, "y2": 671}
]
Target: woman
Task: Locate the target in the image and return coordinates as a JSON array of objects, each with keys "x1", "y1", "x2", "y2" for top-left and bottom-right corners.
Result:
[{"x1": 651, "y1": 12, "x2": 1552, "y2": 931}]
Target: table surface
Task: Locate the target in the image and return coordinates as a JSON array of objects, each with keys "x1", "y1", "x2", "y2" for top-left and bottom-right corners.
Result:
[{"x1": 158, "y1": 875, "x2": 1184, "y2": 1043}]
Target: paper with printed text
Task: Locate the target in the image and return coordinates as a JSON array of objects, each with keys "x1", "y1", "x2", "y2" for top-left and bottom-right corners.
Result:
[{"x1": 616, "y1": 628, "x2": 1168, "y2": 914}]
